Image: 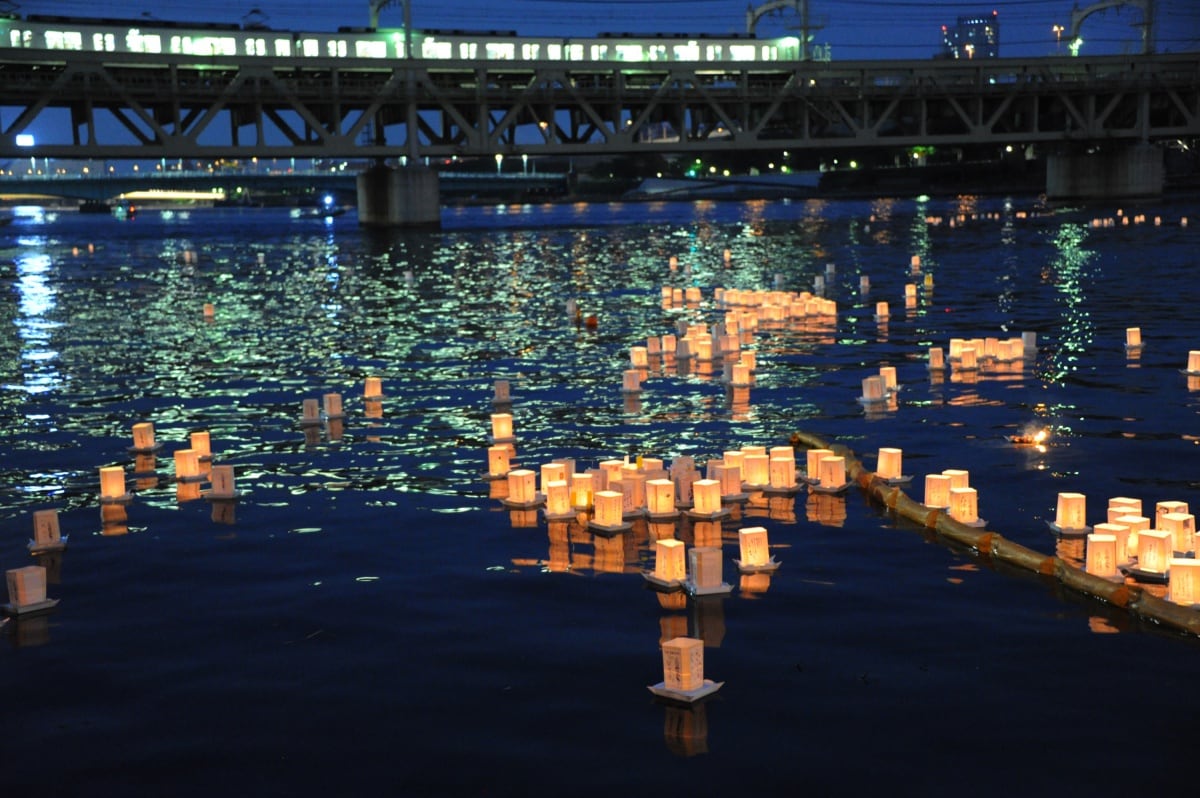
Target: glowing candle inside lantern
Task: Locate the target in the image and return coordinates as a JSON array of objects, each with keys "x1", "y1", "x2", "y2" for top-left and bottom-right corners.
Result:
[
  {"x1": 570, "y1": 473, "x2": 594, "y2": 509},
  {"x1": 647, "y1": 478, "x2": 676, "y2": 515},
  {"x1": 1115, "y1": 514, "x2": 1149, "y2": 556},
  {"x1": 959, "y1": 347, "x2": 978, "y2": 371},
  {"x1": 486, "y1": 445, "x2": 511, "y2": 478},
  {"x1": 32, "y1": 509, "x2": 63, "y2": 549},
  {"x1": 875, "y1": 301, "x2": 889, "y2": 319},
  {"x1": 622, "y1": 369, "x2": 642, "y2": 393},
  {"x1": 818, "y1": 456, "x2": 846, "y2": 490},
  {"x1": 742, "y1": 454, "x2": 769, "y2": 487},
  {"x1": 131, "y1": 422, "x2": 157, "y2": 452},
  {"x1": 322, "y1": 393, "x2": 344, "y2": 419},
  {"x1": 688, "y1": 547, "x2": 723, "y2": 590},
  {"x1": 1161, "y1": 512, "x2": 1195, "y2": 554},
  {"x1": 768, "y1": 457, "x2": 795, "y2": 489},
  {"x1": 506, "y1": 469, "x2": 537, "y2": 505},
  {"x1": 189, "y1": 431, "x2": 212, "y2": 461},
  {"x1": 1085, "y1": 533, "x2": 1118, "y2": 578},
  {"x1": 630, "y1": 346, "x2": 649, "y2": 369},
  {"x1": 99, "y1": 466, "x2": 127, "y2": 502},
  {"x1": 655, "y1": 539, "x2": 686, "y2": 581},
  {"x1": 544, "y1": 480, "x2": 571, "y2": 516},
  {"x1": 174, "y1": 449, "x2": 201, "y2": 482},
  {"x1": 692, "y1": 479, "x2": 722, "y2": 515},
  {"x1": 925, "y1": 474, "x2": 952, "y2": 508},
  {"x1": 1138, "y1": 530, "x2": 1172, "y2": 573},
  {"x1": 1094, "y1": 522, "x2": 1132, "y2": 564},
  {"x1": 738, "y1": 526, "x2": 770, "y2": 567},
  {"x1": 1055, "y1": 492, "x2": 1088, "y2": 530},
  {"x1": 1125, "y1": 328, "x2": 1142, "y2": 348},
  {"x1": 364, "y1": 376, "x2": 383, "y2": 399},
  {"x1": 942, "y1": 469, "x2": 969, "y2": 490},
  {"x1": 594, "y1": 490, "x2": 624, "y2": 527},
  {"x1": 806, "y1": 448, "x2": 833, "y2": 480},
  {"x1": 1168, "y1": 559, "x2": 1200, "y2": 606},
  {"x1": 730, "y1": 362, "x2": 751, "y2": 386},
  {"x1": 905, "y1": 283, "x2": 917, "y2": 302},
  {"x1": 861, "y1": 375, "x2": 885, "y2": 402},
  {"x1": 949, "y1": 487, "x2": 979, "y2": 524},
  {"x1": 6, "y1": 565, "x2": 47, "y2": 607},
  {"x1": 209, "y1": 464, "x2": 237, "y2": 499},
  {"x1": 661, "y1": 636, "x2": 705, "y2": 692},
  {"x1": 877, "y1": 448, "x2": 903, "y2": 480},
  {"x1": 490, "y1": 413, "x2": 514, "y2": 442}
]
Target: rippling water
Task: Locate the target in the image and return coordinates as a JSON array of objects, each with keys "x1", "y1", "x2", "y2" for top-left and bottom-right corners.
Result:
[{"x1": 2, "y1": 195, "x2": 1198, "y2": 795}]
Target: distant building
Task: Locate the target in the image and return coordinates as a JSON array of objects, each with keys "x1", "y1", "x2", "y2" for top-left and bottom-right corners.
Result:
[{"x1": 938, "y1": 10, "x2": 999, "y2": 59}]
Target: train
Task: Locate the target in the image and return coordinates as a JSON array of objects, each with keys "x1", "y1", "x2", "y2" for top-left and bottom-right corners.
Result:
[{"x1": 0, "y1": 13, "x2": 802, "y2": 65}]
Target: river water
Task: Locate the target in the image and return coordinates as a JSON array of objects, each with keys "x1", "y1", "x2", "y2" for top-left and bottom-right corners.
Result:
[{"x1": 2, "y1": 194, "x2": 1198, "y2": 795}]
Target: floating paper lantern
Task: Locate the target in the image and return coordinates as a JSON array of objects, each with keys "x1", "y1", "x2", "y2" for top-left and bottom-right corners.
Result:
[
  {"x1": 1085, "y1": 533, "x2": 1119, "y2": 578},
  {"x1": 767, "y1": 457, "x2": 796, "y2": 491},
  {"x1": 1114, "y1": 514, "x2": 1150, "y2": 557},
  {"x1": 1137, "y1": 530, "x2": 1172, "y2": 574},
  {"x1": 620, "y1": 472, "x2": 647, "y2": 518},
  {"x1": 505, "y1": 469, "x2": 539, "y2": 507},
  {"x1": 300, "y1": 398, "x2": 321, "y2": 426},
  {"x1": 622, "y1": 369, "x2": 643, "y2": 394},
  {"x1": 1125, "y1": 328, "x2": 1142, "y2": 349},
  {"x1": 646, "y1": 478, "x2": 679, "y2": 518},
  {"x1": 714, "y1": 464, "x2": 744, "y2": 501},
  {"x1": 735, "y1": 526, "x2": 779, "y2": 573},
  {"x1": 1094, "y1": 522, "x2": 1132, "y2": 564},
  {"x1": 1053, "y1": 492, "x2": 1089, "y2": 532},
  {"x1": 958, "y1": 347, "x2": 978, "y2": 371},
  {"x1": 816, "y1": 456, "x2": 847, "y2": 492},
  {"x1": 4, "y1": 565, "x2": 53, "y2": 615},
  {"x1": 543, "y1": 480, "x2": 572, "y2": 519},
  {"x1": 661, "y1": 636, "x2": 705, "y2": 692},
  {"x1": 591, "y1": 490, "x2": 627, "y2": 531},
  {"x1": 1168, "y1": 559, "x2": 1200, "y2": 606},
  {"x1": 742, "y1": 454, "x2": 769, "y2": 489},
  {"x1": 99, "y1": 466, "x2": 129, "y2": 503},
  {"x1": 949, "y1": 487, "x2": 981, "y2": 526},
  {"x1": 860, "y1": 275, "x2": 870, "y2": 294},
  {"x1": 924, "y1": 474, "x2": 952, "y2": 508},
  {"x1": 805, "y1": 448, "x2": 833, "y2": 483},
  {"x1": 30, "y1": 509, "x2": 66, "y2": 554},
  {"x1": 686, "y1": 547, "x2": 727, "y2": 595},
  {"x1": 322, "y1": 392, "x2": 344, "y2": 420},
  {"x1": 1022, "y1": 331, "x2": 1038, "y2": 355},
  {"x1": 174, "y1": 448, "x2": 203, "y2": 482},
  {"x1": 571, "y1": 473, "x2": 594, "y2": 509},
  {"x1": 1107, "y1": 496, "x2": 1141, "y2": 522},
  {"x1": 1155, "y1": 500, "x2": 1189, "y2": 529},
  {"x1": 490, "y1": 413, "x2": 515, "y2": 444},
  {"x1": 492, "y1": 379, "x2": 511, "y2": 405},
  {"x1": 207, "y1": 464, "x2": 239, "y2": 500},
  {"x1": 364, "y1": 376, "x2": 384, "y2": 400},
  {"x1": 1185, "y1": 351, "x2": 1200, "y2": 375},
  {"x1": 486, "y1": 445, "x2": 511, "y2": 479},
  {"x1": 859, "y1": 375, "x2": 886, "y2": 403},
  {"x1": 189, "y1": 431, "x2": 212, "y2": 462},
  {"x1": 910, "y1": 254, "x2": 921, "y2": 272},
  {"x1": 653, "y1": 538, "x2": 686, "y2": 583},
  {"x1": 875, "y1": 301, "x2": 889, "y2": 320},
  {"x1": 690, "y1": 479, "x2": 724, "y2": 518},
  {"x1": 1160, "y1": 512, "x2": 1195, "y2": 554},
  {"x1": 879, "y1": 366, "x2": 898, "y2": 393},
  {"x1": 130, "y1": 422, "x2": 160, "y2": 453},
  {"x1": 876, "y1": 447, "x2": 904, "y2": 481},
  {"x1": 203, "y1": 302, "x2": 215, "y2": 320},
  {"x1": 942, "y1": 469, "x2": 969, "y2": 490}
]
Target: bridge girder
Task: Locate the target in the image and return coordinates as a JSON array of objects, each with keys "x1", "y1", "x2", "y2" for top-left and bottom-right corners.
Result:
[{"x1": 0, "y1": 50, "x2": 1197, "y2": 161}]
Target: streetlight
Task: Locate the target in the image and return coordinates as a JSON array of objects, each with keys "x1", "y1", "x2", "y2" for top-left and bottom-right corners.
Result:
[
  {"x1": 1052, "y1": 25, "x2": 1064, "y2": 55},
  {"x1": 494, "y1": 153, "x2": 503, "y2": 175},
  {"x1": 964, "y1": 43, "x2": 975, "y2": 60},
  {"x1": 521, "y1": 153, "x2": 528, "y2": 175}
]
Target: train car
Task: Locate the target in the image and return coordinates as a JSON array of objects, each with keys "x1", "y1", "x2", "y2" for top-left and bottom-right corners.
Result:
[{"x1": 0, "y1": 13, "x2": 802, "y2": 64}]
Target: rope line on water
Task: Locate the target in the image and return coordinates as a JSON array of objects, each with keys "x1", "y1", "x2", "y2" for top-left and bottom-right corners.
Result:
[{"x1": 789, "y1": 430, "x2": 1200, "y2": 639}]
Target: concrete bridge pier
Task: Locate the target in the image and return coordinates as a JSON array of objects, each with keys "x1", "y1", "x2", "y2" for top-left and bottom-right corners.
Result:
[
  {"x1": 356, "y1": 161, "x2": 441, "y2": 228},
  {"x1": 1045, "y1": 143, "x2": 1163, "y2": 201}
]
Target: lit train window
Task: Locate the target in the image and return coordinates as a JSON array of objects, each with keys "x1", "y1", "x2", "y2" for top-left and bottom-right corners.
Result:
[
  {"x1": 422, "y1": 39, "x2": 451, "y2": 58},
  {"x1": 459, "y1": 42, "x2": 477, "y2": 58},
  {"x1": 615, "y1": 44, "x2": 643, "y2": 61},
  {"x1": 11, "y1": 30, "x2": 33, "y2": 48},
  {"x1": 547, "y1": 44, "x2": 562, "y2": 59},
  {"x1": 327, "y1": 39, "x2": 347, "y2": 58},
  {"x1": 706, "y1": 44, "x2": 723, "y2": 60},
  {"x1": 565, "y1": 44, "x2": 583, "y2": 60},
  {"x1": 300, "y1": 39, "x2": 318, "y2": 57},
  {"x1": 762, "y1": 45, "x2": 776, "y2": 61},
  {"x1": 245, "y1": 38, "x2": 266, "y2": 56},
  {"x1": 46, "y1": 30, "x2": 84, "y2": 50},
  {"x1": 93, "y1": 32, "x2": 116, "y2": 52},
  {"x1": 649, "y1": 44, "x2": 666, "y2": 61},
  {"x1": 521, "y1": 42, "x2": 539, "y2": 60},
  {"x1": 729, "y1": 44, "x2": 755, "y2": 61},
  {"x1": 590, "y1": 44, "x2": 608, "y2": 60},
  {"x1": 674, "y1": 42, "x2": 700, "y2": 60},
  {"x1": 389, "y1": 33, "x2": 405, "y2": 58},
  {"x1": 274, "y1": 38, "x2": 292, "y2": 57},
  {"x1": 355, "y1": 40, "x2": 386, "y2": 58},
  {"x1": 486, "y1": 42, "x2": 514, "y2": 59}
]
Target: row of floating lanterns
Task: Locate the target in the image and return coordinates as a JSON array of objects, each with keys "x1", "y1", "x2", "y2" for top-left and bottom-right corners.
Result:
[{"x1": 4, "y1": 378, "x2": 385, "y2": 624}]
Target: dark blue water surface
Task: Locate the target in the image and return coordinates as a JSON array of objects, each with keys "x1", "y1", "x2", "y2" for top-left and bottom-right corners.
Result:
[{"x1": 2, "y1": 194, "x2": 1198, "y2": 796}]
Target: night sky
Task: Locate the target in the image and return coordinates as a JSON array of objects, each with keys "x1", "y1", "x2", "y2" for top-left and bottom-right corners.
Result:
[{"x1": 12, "y1": 0, "x2": 1200, "y2": 59}]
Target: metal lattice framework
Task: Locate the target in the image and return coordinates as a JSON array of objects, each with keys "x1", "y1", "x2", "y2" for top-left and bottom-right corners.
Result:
[{"x1": 1, "y1": 48, "x2": 1197, "y2": 160}]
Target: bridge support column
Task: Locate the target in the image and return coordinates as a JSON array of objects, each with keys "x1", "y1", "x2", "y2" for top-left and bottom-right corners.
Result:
[
  {"x1": 1045, "y1": 144, "x2": 1163, "y2": 202},
  {"x1": 356, "y1": 162, "x2": 440, "y2": 228}
]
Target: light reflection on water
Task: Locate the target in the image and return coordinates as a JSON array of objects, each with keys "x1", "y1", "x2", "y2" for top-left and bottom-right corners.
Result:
[{"x1": 2, "y1": 196, "x2": 1200, "y2": 792}]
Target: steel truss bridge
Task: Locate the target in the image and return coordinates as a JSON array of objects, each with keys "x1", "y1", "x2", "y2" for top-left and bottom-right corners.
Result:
[{"x1": 1, "y1": 48, "x2": 1198, "y2": 162}]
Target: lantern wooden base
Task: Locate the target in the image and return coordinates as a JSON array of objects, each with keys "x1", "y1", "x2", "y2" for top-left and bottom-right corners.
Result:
[
  {"x1": 683, "y1": 579, "x2": 733, "y2": 597},
  {"x1": 647, "y1": 679, "x2": 723, "y2": 704},
  {"x1": 481, "y1": 469, "x2": 511, "y2": 481},
  {"x1": 204, "y1": 489, "x2": 242, "y2": 502},
  {"x1": 99, "y1": 492, "x2": 133, "y2": 505},
  {"x1": 642, "y1": 572, "x2": 684, "y2": 591},
  {"x1": 1119, "y1": 563, "x2": 1169, "y2": 584},
  {"x1": 487, "y1": 435, "x2": 516, "y2": 445},
  {"x1": 874, "y1": 474, "x2": 912, "y2": 486},
  {"x1": 1, "y1": 598, "x2": 59, "y2": 618},
  {"x1": 646, "y1": 508, "x2": 681, "y2": 521},
  {"x1": 542, "y1": 507, "x2": 577, "y2": 522},
  {"x1": 811, "y1": 482, "x2": 850, "y2": 495},
  {"x1": 733, "y1": 557, "x2": 781, "y2": 574},
  {"x1": 126, "y1": 442, "x2": 162, "y2": 455},
  {"x1": 1183, "y1": 368, "x2": 1200, "y2": 377},
  {"x1": 298, "y1": 416, "x2": 323, "y2": 428},
  {"x1": 1047, "y1": 521, "x2": 1092, "y2": 538},
  {"x1": 856, "y1": 393, "x2": 888, "y2": 406},
  {"x1": 588, "y1": 519, "x2": 633, "y2": 536},
  {"x1": 176, "y1": 473, "x2": 206, "y2": 485},
  {"x1": 623, "y1": 508, "x2": 647, "y2": 521},
  {"x1": 684, "y1": 507, "x2": 731, "y2": 521},
  {"x1": 501, "y1": 494, "x2": 545, "y2": 510},
  {"x1": 28, "y1": 537, "x2": 68, "y2": 555},
  {"x1": 761, "y1": 483, "x2": 801, "y2": 496}
]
